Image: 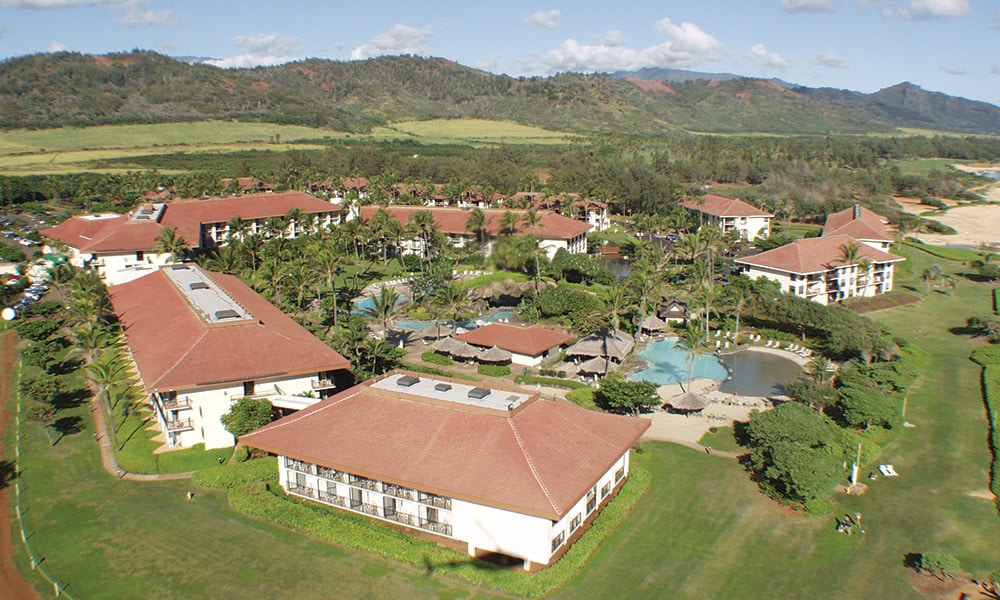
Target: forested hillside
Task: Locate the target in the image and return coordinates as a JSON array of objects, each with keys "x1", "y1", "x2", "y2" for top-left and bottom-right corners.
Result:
[{"x1": 1, "y1": 50, "x2": 997, "y2": 136}]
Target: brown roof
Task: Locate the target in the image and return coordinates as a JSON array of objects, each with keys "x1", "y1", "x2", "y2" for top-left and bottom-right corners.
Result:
[
  {"x1": 358, "y1": 206, "x2": 592, "y2": 240},
  {"x1": 680, "y1": 194, "x2": 773, "y2": 218},
  {"x1": 454, "y1": 323, "x2": 575, "y2": 357},
  {"x1": 241, "y1": 373, "x2": 649, "y2": 520},
  {"x1": 108, "y1": 266, "x2": 350, "y2": 393},
  {"x1": 822, "y1": 205, "x2": 892, "y2": 242},
  {"x1": 735, "y1": 235, "x2": 904, "y2": 275},
  {"x1": 43, "y1": 191, "x2": 338, "y2": 253}
]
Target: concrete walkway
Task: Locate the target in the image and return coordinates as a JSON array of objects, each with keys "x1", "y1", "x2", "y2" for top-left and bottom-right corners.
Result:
[{"x1": 89, "y1": 397, "x2": 193, "y2": 482}]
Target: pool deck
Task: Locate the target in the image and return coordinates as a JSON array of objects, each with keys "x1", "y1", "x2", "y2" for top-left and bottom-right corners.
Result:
[{"x1": 642, "y1": 346, "x2": 810, "y2": 451}]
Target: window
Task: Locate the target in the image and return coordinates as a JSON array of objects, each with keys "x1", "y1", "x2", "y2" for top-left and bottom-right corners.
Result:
[
  {"x1": 615, "y1": 467, "x2": 625, "y2": 483},
  {"x1": 135, "y1": 250, "x2": 144, "y2": 261},
  {"x1": 586, "y1": 487, "x2": 597, "y2": 513},
  {"x1": 425, "y1": 507, "x2": 439, "y2": 524},
  {"x1": 243, "y1": 381, "x2": 255, "y2": 396},
  {"x1": 601, "y1": 482, "x2": 611, "y2": 499},
  {"x1": 551, "y1": 531, "x2": 565, "y2": 553},
  {"x1": 570, "y1": 514, "x2": 582, "y2": 532}
]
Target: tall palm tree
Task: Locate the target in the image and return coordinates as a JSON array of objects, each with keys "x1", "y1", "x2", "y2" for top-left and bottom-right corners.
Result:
[
  {"x1": 86, "y1": 358, "x2": 131, "y2": 451},
  {"x1": 407, "y1": 210, "x2": 438, "y2": 272},
  {"x1": 360, "y1": 286, "x2": 402, "y2": 333},
  {"x1": 602, "y1": 284, "x2": 632, "y2": 332},
  {"x1": 499, "y1": 211, "x2": 520, "y2": 237},
  {"x1": 673, "y1": 322, "x2": 703, "y2": 393},
  {"x1": 205, "y1": 246, "x2": 243, "y2": 275},
  {"x1": 433, "y1": 281, "x2": 469, "y2": 334},
  {"x1": 154, "y1": 227, "x2": 191, "y2": 262},
  {"x1": 315, "y1": 248, "x2": 343, "y2": 328},
  {"x1": 465, "y1": 207, "x2": 487, "y2": 244},
  {"x1": 226, "y1": 216, "x2": 248, "y2": 244}
]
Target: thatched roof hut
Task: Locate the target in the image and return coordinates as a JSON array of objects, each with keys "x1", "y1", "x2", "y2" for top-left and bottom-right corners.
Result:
[
  {"x1": 666, "y1": 390, "x2": 707, "y2": 412},
  {"x1": 477, "y1": 345, "x2": 513, "y2": 364}
]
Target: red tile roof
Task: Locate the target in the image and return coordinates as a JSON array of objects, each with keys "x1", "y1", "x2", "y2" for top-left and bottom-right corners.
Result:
[
  {"x1": 42, "y1": 191, "x2": 338, "y2": 253},
  {"x1": 358, "y1": 206, "x2": 591, "y2": 239},
  {"x1": 680, "y1": 194, "x2": 773, "y2": 218},
  {"x1": 454, "y1": 323, "x2": 575, "y2": 357},
  {"x1": 241, "y1": 373, "x2": 649, "y2": 520},
  {"x1": 735, "y1": 235, "x2": 903, "y2": 275},
  {"x1": 822, "y1": 205, "x2": 892, "y2": 242},
  {"x1": 108, "y1": 266, "x2": 350, "y2": 393}
]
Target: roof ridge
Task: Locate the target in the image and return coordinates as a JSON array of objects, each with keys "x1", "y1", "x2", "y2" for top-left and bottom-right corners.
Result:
[
  {"x1": 507, "y1": 418, "x2": 562, "y2": 517},
  {"x1": 149, "y1": 329, "x2": 209, "y2": 389}
]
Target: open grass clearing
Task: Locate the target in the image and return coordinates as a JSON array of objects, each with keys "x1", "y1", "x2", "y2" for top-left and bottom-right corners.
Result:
[{"x1": 370, "y1": 119, "x2": 578, "y2": 146}]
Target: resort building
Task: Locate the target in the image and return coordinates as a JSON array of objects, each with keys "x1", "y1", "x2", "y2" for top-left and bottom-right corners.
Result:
[
  {"x1": 357, "y1": 206, "x2": 591, "y2": 259},
  {"x1": 565, "y1": 329, "x2": 635, "y2": 365},
  {"x1": 240, "y1": 371, "x2": 649, "y2": 570},
  {"x1": 680, "y1": 194, "x2": 773, "y2": 242},
  {"x1": 42, "y1": 191, "x2": 343, "y2": 284},
  {"x1": 734, "y1": 235, "x2": 904, "y2": 305},
  {"x1": 107, "y1": 264, "x2": 352, "y2": 450},
  {"x1": 515, "y1": 193, "x2": 612, "y2": 232},
  {"x1": 453, "y1": 322, "x2": 576, "y2": 366},
  {"x1": 821, "y1": 204, "x2": 894, "y2": 251}
]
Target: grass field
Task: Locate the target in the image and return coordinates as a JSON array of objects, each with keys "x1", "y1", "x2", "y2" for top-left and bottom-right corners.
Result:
[
  {"x1": 6, "y1": 244, "x2": 999, "y2": 599},
  {"x1": 0, "y1": 119, "x2": 577, "y2": 175}
]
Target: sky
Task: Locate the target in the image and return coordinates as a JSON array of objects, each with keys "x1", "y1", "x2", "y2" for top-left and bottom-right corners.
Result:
[{"x1": 0, "y1": 0, "x2": 998, "y2": 107}]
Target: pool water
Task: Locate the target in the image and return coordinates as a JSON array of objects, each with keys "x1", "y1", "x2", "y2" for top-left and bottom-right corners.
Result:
[
  {"x1": 631, "y1": 338, "x2": 803, "y2": 397},
  {"x1": 352, "y1": 296, "x2": 404, "y2": 315},
  {"x1": 395, "y1": 309, "x2": 515, "y2": 331}
]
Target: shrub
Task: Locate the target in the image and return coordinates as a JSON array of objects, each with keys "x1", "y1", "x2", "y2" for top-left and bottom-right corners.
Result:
[
  {"x1": 28, "y1": 300, "x2": 62, "y2": 318},
  {"x1": 515, "y1": 374, "x2": 590, "y2": 389},
  {"x1": 420, "y1": 350, "x2": 453, "y2": 366},
  {"x1": 923, "y1": 220, "x2": 957, "y2": 235},
  {"x1": 477, "y1": 363, "x2": 510, "y2": 377},
  {"x1": 994, "y1": 288, "x2": 999, "y2": 315},
  {"x1": 401, "y1": 254, "x2": 421, "y2": 272},
  {"x1": 565, "y1": 387, "x2": 597, "y2": 409},
  {"x1": 984, "y1": 365, "x2": 1000, "y2": 513},
  {"x1": 919, "y1": 552, "x2": 961, "y2": 580}
]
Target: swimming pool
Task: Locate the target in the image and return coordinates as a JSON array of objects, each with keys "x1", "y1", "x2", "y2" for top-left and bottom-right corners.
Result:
[
  {"x1": 395, "y1": 309, "x2": 515, "y2": 331},
  {"x1": 630, "y1": 338, "x2": 803, "y2": 397},
  {"x1": 352, "y1": 296, "x2": 404, "y2": 315}
]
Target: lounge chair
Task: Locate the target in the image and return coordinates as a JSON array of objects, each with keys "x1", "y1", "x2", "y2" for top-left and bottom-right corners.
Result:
[
  {"x1": 765, "y1": 340, "x2": 773, "y2": 348},
  {"x1": 714, "y1": 330, "x2": 721, "y2": 337},
  {"x1": 885, "y1": 465, "x2": 899, "y2": 477},
  {"x1": 724, "y1": 341, "x2": 730, "y2": 349}
]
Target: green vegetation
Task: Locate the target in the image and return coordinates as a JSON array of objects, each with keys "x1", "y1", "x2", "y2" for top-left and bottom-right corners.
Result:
[
  {"x1": 904, "y1": 240, "x2": 987, "y2": 263},
  {"x1": 984, "y1": 365, "x2": 1000, "y2": 512},
  {"x1": 514, "y1": 374, "x2": 591, "y2": 390},
  {"x1": 476, "y1": 363, "x2": 510, "y2": 377},
  {"x1": 697, "y1": 426, "x2": 743, "y2": 453},
  {"x1": 420, "y1": 350, "x2": 453, "y2": 366},
  {"x1": 221, "y1": 397, "x2": 274, "y2": 438},
  {"x1": 564, "y1": 387, "x2": 598, "y2": 409}
]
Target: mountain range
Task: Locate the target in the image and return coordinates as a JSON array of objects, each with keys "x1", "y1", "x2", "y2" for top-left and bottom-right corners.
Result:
[{"x1": 0, "y1": 50, "x2": 997, "y2": 137}]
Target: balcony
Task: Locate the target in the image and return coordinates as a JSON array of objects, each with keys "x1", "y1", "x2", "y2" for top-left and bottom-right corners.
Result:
[
  {"x1": 350, "y1": 502, "x2": 381, "y2": 516},
  {"x1": 161, "y1": 396, "x2": 191, "y2": 411},
  {"x1": 318, "y1": 490, "x2": 346, "y2": 506},
  {"x1": 417, "y1": 493, "x2": 452, "y2": 510},
  {"x1": 417, "y1": 519, "x2": 452, "y2": 537},
  {"x1": 285, "y1": 458, "x2": 316, "y2": 474},
  {"x1": 288, "y1": 484, "x2": 316, "y2": 499},
  {"x1": 317, "y1": 466, "x2": 342, "y2": 481},
  {"x1": 384, "y1": 511, "x2": 415, "y2": 526},
  {"x1": 383, "y1": 484, "x2": 416, "y2": 501},
  {"x1": 165, "y1": 418, "x2": 194, "y2": 432},
  {"x1": 311, "y1": 378, "x2": 338, "y2": 391},
  {"x1": 349, "y1": 476, "x2": 381, "y2": 492}
]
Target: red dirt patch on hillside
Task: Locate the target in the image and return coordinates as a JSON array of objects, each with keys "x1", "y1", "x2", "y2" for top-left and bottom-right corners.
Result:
[
  {"x1": 625, "y1": 77, "x2": 676, "y2": 95},
  {"x1": 91, "y1": 55, "x2": 132, "y2": 68},
  {"x1": 250, "y1": 81, "x2": 268, "y2": 93}
]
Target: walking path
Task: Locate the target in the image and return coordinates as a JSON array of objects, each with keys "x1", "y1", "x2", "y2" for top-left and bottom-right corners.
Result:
[{"x1": 88, "y1": 397, "x2": 193, "y2": 482}]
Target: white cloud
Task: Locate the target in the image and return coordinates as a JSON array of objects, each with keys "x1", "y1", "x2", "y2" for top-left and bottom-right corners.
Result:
[
  {"x1": 117, "y1": 2, "x2": 179, "y2": 28},
  {"x1": 888, "y1": 0, "x2": 970, "y2": 19},
  {"x1": 204, "y1": 33, "x2": 300, "y2": 68},
  {"x1": 747, "y1": 44, "x2": 791, "y2": 71},
  {"x1": 539, "y1": 18, "x2": 725, "y2": 72},
  {"x1": 809, "y1": 52, "x2": 850, "y2": 68},
  {"x1": 523, "y1": 9, "x2": 559, "y2": 30},
  {"x1": 350, "y1": 24, "x2": 433, "y2": 60},
  {"x1": 941, "y1": 65, "x2": 966, "y2": 75},
  {"x1": 603, "y1": 30, "x2": 626, "y2": 47},
  {"x1": 0, "y1": 0, "x2": 106, "y2": 7},
  {"x1": 781, "y1": 0, "x2": 835, "y2": 13},
  {"x1": 48, "y1": 41, "x2": 68, "y2": 51},
  {"x1": 475, "y1": 54, "x2": 500, "y2": 71}
]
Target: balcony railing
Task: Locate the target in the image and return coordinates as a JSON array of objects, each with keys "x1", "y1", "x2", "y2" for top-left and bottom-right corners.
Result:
[
  {"x1": 165, "y1": 418, "x2": 194, "y2": 432},
  {"x1": 349, "y1": 476, "x2": 381, "y2": 492},
  {"x1": 383, "y1": 484, "x2": 416, "y2": 501},
  {"x1": 161, "y1": 396, "x2": 191, "y2": 411},
  {"x1": 318, "y1": 490, "x2": 346, "y2": 506},
  {"x1": 288, "y1": 484, "x2": 316, "y2": 499},
  {"x1": 311, "y1": 378, "x2": 338, "y2": 391},
  {"x1": 350, "y1": 502, "x2": 380, "y2": 516},
  {"x1": 384, "y1": 511, "x2": 415, "y2": 526},
  {"x1": 417, "y1": 519, "x2": 452, "y2": 536},
  {"x1": 285, "y1": 458, "x2": 316, "y2": 474},
  {"x1": 417, "y1": 493, "x2": 452, "y2": 510}
]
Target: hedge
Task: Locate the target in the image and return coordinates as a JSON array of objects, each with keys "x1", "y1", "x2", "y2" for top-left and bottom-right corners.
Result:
[
  {"x1": 421, "y1": 350, "x2": 453, "y2": 366},
  {"x1": 515, "y1": 374, "x2": 591, "y2": 390},
  {"x1": 565, "y1": 388, "x2": 598, "y2": 409},
  {"x1": 477, "y1": 364, "x2": 510, "y2": 377},
  {"x1": 397, "y1": 361, "x2": 477, "y2": 381},
  {"x1": 993, "y1": 288, "x2": 998, "y2": 315},
  {"x1": 984, "y1": 365, "x2": 1000, "y2": 514},
  {"x1": 222, "y1": 467, "x2": 651, "y2": 597}
]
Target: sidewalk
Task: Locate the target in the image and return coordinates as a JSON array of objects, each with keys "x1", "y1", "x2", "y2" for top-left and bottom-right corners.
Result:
[{"x1": 89, "y1": 398, "x2": 193, "y2": 482}]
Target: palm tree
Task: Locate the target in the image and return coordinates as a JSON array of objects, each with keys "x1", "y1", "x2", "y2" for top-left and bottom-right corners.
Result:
[
  {"x1": 360, "y1": 286, "x2": 402, "y2": 333},
  {"x1": 499, "y1": 211, "x2": 520, "y2": 236},
  {"x1": 406, "y1": 210, "x2": 438, "y2": 271},
  {"x1": 67, "y1": 324, "x2": 115, "y2": 367},
  {"x1": 922, "y1": 264, "x2": 942, "y2": 295},
  {"x1": 602, "y1": 284, "x2": 631, "y2": 332},
  {"x1": 465, "y1": 207, "x2": 487, "y2": 244},
  {"x1": 226, "y1": 216, "x2": 248, "y2": 244},
  {"x1": 673, "y1": 322, "x2": 703, "y2": 393},
  {"x1": 154, "y1": 227, "x2": 191, "y2": 262},
  {"x1": 433, "y1": 281, "x2": 469, "y2": 334},
  {"x1": 204, "y1": 246, "x2": 243, "y2": 275},
  {"x1": 315, "y1": 248, "x2": 343, "y2": 328},
  {"x1": 46, "y1": 262, "x2": 76, "y2": 290},
  {"x1": 86, "y1": 358, "x2": 131, "y2": 451}
]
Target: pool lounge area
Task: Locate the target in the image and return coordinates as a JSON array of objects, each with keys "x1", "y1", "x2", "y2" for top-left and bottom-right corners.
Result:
[{"x1": 630, "y1": 338, "x2": 804, "y2": 397}]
